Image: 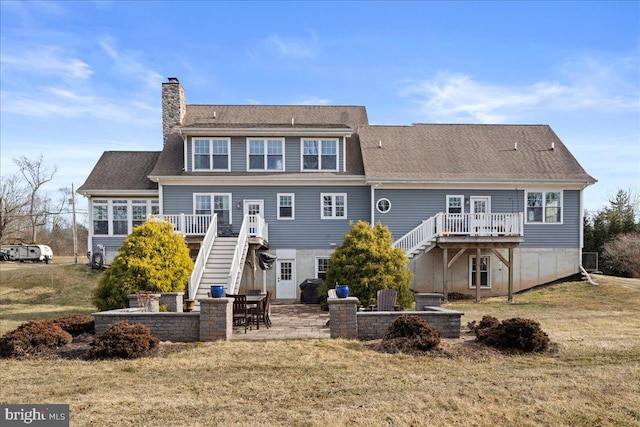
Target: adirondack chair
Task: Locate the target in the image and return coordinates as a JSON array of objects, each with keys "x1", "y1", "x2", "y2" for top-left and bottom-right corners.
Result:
[{"x1": 376, "y1": 289, "x2": 398, "y2": 311}]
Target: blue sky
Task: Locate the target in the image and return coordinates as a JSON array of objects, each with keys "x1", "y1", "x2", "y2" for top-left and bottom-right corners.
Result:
[{"x1": 1, "y1": 1, "x2": 638, "y2": 219}]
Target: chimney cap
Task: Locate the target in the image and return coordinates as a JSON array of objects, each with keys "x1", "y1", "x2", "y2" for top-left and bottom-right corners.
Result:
[{"x1": 167, "y1": 77, "x2": 179, "y2": 83}]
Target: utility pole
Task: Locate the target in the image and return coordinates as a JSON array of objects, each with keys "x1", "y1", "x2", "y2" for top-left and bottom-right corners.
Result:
[{"x1": 72, "y1": 183, "x2": 78, "y2": 265}]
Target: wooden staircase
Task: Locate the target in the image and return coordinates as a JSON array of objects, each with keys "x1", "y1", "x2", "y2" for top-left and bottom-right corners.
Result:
[{"x1": 194, "y1": 237, "x2": 247, "y2": 300}]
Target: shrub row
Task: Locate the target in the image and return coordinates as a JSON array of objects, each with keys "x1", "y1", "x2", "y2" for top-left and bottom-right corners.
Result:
[
  {"x1": 0, "y1": 320, "x2": 72, "y2": 358},
  {"x1": 469, "y1": 315, "x2": 550, "y2": 353}
]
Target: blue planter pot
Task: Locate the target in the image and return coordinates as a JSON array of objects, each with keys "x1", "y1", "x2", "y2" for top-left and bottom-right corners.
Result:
[
  {"x1": 210, "y1": 286, "x2": 225, "y2": 298},
  {"x1": 335, "y1": 285, "x2": 350, "y2": 298}
]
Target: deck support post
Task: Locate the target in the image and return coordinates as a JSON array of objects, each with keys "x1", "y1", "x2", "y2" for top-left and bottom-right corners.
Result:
[
  {"x1": 475, "y1": 247, "x2": 482, "y2": 303},
  {"x1": 442, "y1": 248, "x2": 448, "y2": 303},
  {"x1": 508, "y1": 247, "x2": 514, "y2": 303}
]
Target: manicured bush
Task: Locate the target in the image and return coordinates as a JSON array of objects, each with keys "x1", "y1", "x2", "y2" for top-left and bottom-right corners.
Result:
[
  {"x1": 380, "y1": 315, "x2": 441, "y2": 353},
  {"x1": 473, "y1": 316, "x2": 550, "y2": 353},
  {"x1": 0, "y1": 320, "x2": 72, "y2": 358},
  {"x1": 92, "y1": 219, "x2": 194, "y2": 311},
  {"x1": 320, "y1": 221, "x2": 413, "y2": 308},
  {"x1": 88, "y1": 321, "x2": 159, "y2": 359},
  {"x1": 51, "y1": 315, "x2": 95, "y2": 336}
]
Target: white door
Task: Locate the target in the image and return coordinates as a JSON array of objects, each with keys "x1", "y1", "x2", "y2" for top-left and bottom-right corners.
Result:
[
  {"x1": 470, "y1": 196, "x2": 491, "y2": 235},
  {"x1": 276, "y1": 259, "x2": 296, "y2": 299},
  {"x1": 243, "y1": 200, "x2": 264, "y2": 236}
]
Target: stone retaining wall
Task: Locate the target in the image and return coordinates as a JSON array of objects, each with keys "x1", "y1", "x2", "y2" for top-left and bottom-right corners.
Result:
[
  {"x1": 94, "y1": 309, "x2": 200, "y2": 342},
  {"x1": 357, "y1": 308, "x2": 463, "y2": 339},
  {"x1": 327, "y1": 296, "x2": 463, "y2": 340},
  {"x1": 94, "y1": 297, "x2": 233, "y2": 342}
]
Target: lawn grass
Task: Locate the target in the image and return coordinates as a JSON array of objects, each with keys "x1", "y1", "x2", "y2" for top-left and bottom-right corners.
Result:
[
  {"x1": 1, "y1": 260, "x2": 639, "y2": 426},
  {"x1": 0, "y1": 256, "x2": 100, "y2": 334}
]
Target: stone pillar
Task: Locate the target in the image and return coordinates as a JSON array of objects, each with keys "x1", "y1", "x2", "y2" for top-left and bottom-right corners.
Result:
[
  {"x1": 199, "y1": 298, "x2": 233, "y2": 341},
  {"x1": 127, "y1": 293, "x2": 160, "y2": 312},
  {"x1": 160, "y1": 292, "x2": 184, "y2": 312},
  {"x1": 328, "y1": 296, "x2": 359, "y2": 339},
  {"x1": 414, "y1": 293, "x2": 443, "y2": 310}
]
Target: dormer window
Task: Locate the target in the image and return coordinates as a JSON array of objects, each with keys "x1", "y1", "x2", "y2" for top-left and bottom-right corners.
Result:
[
  {"x1": 302, "y1": 139, "x2": 338, "y2": 171},
  {"x1": 247, "y1": 138, "x2": 284, "y2": 171},
  {"x1": 193, "y1": 138, "x2": 230, "y2": 171}
]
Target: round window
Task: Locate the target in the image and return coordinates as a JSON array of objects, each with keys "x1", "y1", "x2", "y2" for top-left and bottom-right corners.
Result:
[{"x1": 376, "y1": 198, "x2": 391, "y2": 213}]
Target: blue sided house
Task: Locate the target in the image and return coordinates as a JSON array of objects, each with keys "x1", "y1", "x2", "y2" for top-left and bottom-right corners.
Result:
[{"x1": 78, "y1": 78, "x2": 596, "y2": 302}]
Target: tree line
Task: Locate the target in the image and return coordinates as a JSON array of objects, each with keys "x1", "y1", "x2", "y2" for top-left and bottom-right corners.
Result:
[
  {"x1": 583, "y1": 189, "x2": 640, "y2": 278},
  {"x1": 0, "y1": 155, "x2": 87, "y2": 257}
]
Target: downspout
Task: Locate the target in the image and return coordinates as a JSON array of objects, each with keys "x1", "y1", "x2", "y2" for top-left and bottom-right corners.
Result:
[{"x1": 370, "y1": 185, "x2": 375, "y2": 226}]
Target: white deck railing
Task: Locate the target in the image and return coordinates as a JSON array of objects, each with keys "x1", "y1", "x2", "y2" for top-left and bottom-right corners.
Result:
[
  {"x1": 247, "y1": 214, "x2": 269, "y2": 241},
  {"x1": 159, "y1": 214, "x2": 212, "y2": 236},
  {"x1": 227, "y1": 215, "x2": 251, "y2": 295},
  {"x1": 188, "y1": 214, "x2": 218, "y2": 299},
  {"x1": 393, "y1": 212, "x2": 524, "y2": 256},
  {"x1": 392, "y1": 216, "x2": 437, "y2": 255},
  {"x1": 436, "y1": 212, "x2": 524, "y2": 237}
]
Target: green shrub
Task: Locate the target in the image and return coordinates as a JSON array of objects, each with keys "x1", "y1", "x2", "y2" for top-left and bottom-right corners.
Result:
[
  {"x1": 320, "y1": 221, "x2": 413, "y2": 308},
  {"x1": 92, "y1": 219, "x2": 194, "y2": 311},
  {"x1": 0, "y1": 320, "x2": 72, "y2": 358},
  {"x1": 88, "y1": 321, "x2": 159, "y2": 359},
  {"x1": 51, "y1": 315, "x2": 95, "y2": 336},
  {"x1": 380, "y1": 315, "x2": 441, "y2": 353},
  {"x1": 473, "y1": 316, "x2": 550, "y2": 353}
]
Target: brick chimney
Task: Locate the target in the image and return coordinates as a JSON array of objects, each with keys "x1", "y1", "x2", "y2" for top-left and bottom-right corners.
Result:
[{"x1": 162, "y1": 77, "x2": 185, "y2": 141}]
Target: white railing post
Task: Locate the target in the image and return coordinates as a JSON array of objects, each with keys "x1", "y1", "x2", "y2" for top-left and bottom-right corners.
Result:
[
  {"x1": 227, "y1": 215, "x2": 251, "y2": 295},
  {"x1": 188, "y1": 214, "x2": 218, "y2": 299}
]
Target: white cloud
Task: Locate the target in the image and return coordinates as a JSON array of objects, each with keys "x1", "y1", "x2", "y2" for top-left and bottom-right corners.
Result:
[
  {"x1": 260, "y1": 31, "x2": 318, "y2": 59},
  {"x1": 99, "y1": 39, "x2": 164, "y2": 89},
  {"x1": 1, "y1": 47, "x2": 93, "y2": 80},
  {"x1": 400, "y1": 55, "x2": 640, "y2": 123}
]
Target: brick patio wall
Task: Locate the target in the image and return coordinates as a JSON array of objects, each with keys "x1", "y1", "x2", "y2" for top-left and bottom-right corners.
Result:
[
  {"x1": 328, "y1": 296, "x2": 463, "y2": 340},
  {"x1": 94, "y1": 309, "x2": 200, "y2": 342},
  {"x1": 93, "y1": 297, "x2": 233, "y2": 342}
]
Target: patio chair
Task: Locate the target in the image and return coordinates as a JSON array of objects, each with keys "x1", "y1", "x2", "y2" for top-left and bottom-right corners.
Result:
[
  {"x1": 376, "y1": 289, "x2": 398, "y2": 311},
  {"x1": 251, "y1": 290, "x2": 272, "y2": 329},
  {"x1": 231, "y1": 294, "x2": 252, "y2": 333}
]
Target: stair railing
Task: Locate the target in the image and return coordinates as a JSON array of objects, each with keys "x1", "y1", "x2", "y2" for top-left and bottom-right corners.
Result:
[
  {"x1": 188, "y1": 214, "x2": 218, "y2": 299},
  {"x1": 392, "y1": 215, "x2": 437, "y2": 255},
  {"x1": 227, "y1": 214, "x2": 251, "y2": 295}
]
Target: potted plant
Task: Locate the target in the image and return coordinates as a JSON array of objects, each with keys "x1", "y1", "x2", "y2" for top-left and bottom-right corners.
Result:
[{"x1": 335, "y1": 284, "x2": 349, "y2": 298}]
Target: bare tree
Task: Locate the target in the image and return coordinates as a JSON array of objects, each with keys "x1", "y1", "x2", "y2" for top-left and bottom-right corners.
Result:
[
  {"x1": 0, "y1": 173, "x2": 30, "y2": 243},
  {"x1": 13, "y1": 155, "x2": 67, "y2": 243}
]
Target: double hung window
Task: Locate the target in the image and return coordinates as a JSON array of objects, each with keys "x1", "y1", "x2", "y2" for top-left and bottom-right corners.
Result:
[
  {"x1": 93, "y1": 200, "x2": 108, "y2": 235},
  {"x1": 193, "y1": 138, "x2": 229, "y2": 170},
  {"x1": 526, "y1": 191, "x2": 562, "y2": 223},
  {"x1": 195, "y1": 194, "x2": 231, "y2": 225},
  {"x1": 248, "y1": 139, "x2": 284, "y2": 171},
  {"x1": 447, "y1": 195, "x2": 464, "y2": 214},
  {"x1": 302, "y1": 139, "x2": 338, "y2": 171},
  {"x1": 277, "y1": 193, "x2": 295, "y2": 219}
]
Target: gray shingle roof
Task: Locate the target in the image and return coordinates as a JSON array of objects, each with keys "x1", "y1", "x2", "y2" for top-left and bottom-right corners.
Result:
[
  {"x1": 78, "y1": 151, "x2": 160, "y2": 193},
  {"x1": 358, "y1": 124, "x2": 596, "y2": 184},
  {"x1": 181, "y1": 105, "x2": 368, "y2": 130}
]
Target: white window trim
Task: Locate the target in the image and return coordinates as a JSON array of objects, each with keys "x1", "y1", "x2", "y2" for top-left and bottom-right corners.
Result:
[
  {"x1": 191, "y1": 137, "x2": 231, "y2": 172},
  {"x1": 193, "y1": 193, "x2": 233, "y2": 224},
  {"x1": 315, "y1": 256, "x2": 330, "y2": 279},
  {"x1": 469, "y1": 255, "x2": 491, "y2": 289},
  {"x1": 246, "y1": 137, "x2": 285, "y2": 172},
  {"x1": 321, "y1": 193, "x2": 347, "y2": 219},
  {"x1": 277, "y1": 193, "x2": 295, "y2": 220},
  {"x1": 525, "y1": 190, "x2": 564, "y2": 225},
  {"x1": 92, "y1": 199, "x2": 159, "y2": 237},
  {"x1": 376, "y1": 198, "x2": 391, "y2": 213},
  {"x1": 446, "y1": 195, "x2": 465, "y2": 214},
  {"x1": 301, "y1": 138, "x2": 340, "y2": 172}
]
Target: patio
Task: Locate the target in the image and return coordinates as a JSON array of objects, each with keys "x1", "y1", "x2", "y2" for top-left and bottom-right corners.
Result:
[{"x1": 231, "y1": 303, "x2": 330, "y2": 340}]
